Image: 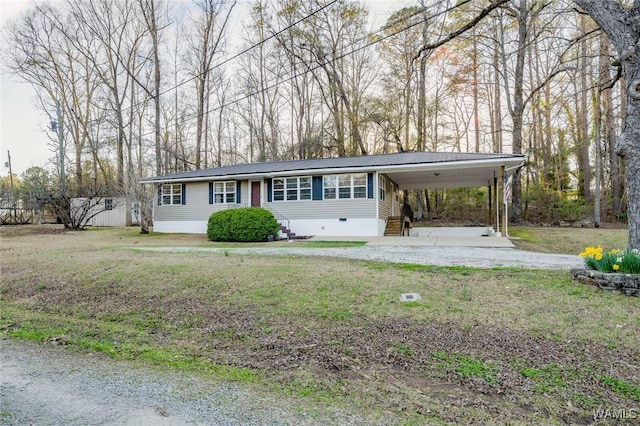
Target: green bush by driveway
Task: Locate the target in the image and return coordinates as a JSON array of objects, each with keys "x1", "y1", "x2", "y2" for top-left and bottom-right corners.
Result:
[{"x1": 207, "y1": 207, "x2": 279, "y2": 242}]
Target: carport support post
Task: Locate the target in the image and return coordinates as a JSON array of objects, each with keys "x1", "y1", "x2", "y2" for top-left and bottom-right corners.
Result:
[
  {"x1": 494, "y1": 175, "x2": 499, "y2": 235},
  {"x1": 502, "y1": 166, "x2": 509, "y2": 238},
  {"x1": 487, "y1": 183, "x2": 492, "y2": 229}
]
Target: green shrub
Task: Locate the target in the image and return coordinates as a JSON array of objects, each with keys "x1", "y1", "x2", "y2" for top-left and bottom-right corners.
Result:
[{"x1": 207, "y1": 207, "x2": 279, "y2": 242}]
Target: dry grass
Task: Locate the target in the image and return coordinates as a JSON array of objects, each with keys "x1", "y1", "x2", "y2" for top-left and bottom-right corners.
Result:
[
  {"x1": 1, "y1": 225, "x2": 639, "y2": 424},
  {"x1": 510, "y1": 225, "x2": 628, "y2": 254}
]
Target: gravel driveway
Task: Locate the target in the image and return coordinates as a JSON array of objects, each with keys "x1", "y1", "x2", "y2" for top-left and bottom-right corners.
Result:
[
  {"x1": 1, "y1": 244, "x2": 583, "y2": 425},
  {"x1": 139, "y1": 244, "x2": 585, "y2": 270},
  {"x1": 0, "y1": 339, "x2": 381, "y2": 426}
]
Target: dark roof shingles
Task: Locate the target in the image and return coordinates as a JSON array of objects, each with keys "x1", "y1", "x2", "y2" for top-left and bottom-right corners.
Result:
[{"x1": 145, "y1": 151, "x2": 522, "y2": 181}]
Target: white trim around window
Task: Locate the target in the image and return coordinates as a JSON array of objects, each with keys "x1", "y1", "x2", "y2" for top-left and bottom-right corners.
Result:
[
  {"x1": 273, "y1": 176, "x2": 311, "y2": 201},
  {"x1": 324, "y1": 173, "x2": 367, "y2": 200},
  {"x1": 161, "y1": 184, "x2": 182, "y2": 205},
  {"x1": 379, "y1": 175, "x2": 386, "y2": 201},
  {"x1": 213, "y1": 181, "x2": 236, "y2": 204}
]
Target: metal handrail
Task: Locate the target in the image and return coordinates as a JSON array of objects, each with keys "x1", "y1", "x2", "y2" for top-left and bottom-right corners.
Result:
[{"x1": 261, "y1": 204, "x2": 291, "y2": 236}]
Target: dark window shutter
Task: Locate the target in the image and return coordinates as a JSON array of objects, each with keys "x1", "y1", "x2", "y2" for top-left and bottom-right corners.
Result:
[
  {"x1": 157, "y1": 185, "x2": 162, "y2": 206},
  {"x1": 367, "y1": 173, "x2": 374, "y2": 199},
  {"x1": 209, "y1": 182, "x2": 213, "y2": 204},
  {"x1": 236, "y1": 181, "x2": 241, "y2": 204},
  {"x1": 266, "y1": 178, "x2": 272, "y2": 202},
  {"x1": 312, "y1": 176, "x2": 323, "y2": 200},
  {"x1": 181, "y1": 183, "x2": 186, "y2": 205}
]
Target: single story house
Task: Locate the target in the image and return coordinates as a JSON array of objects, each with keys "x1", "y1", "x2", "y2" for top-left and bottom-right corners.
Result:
[{"x1": 140, "y1": 151, "x2": 525, "y2": 237}]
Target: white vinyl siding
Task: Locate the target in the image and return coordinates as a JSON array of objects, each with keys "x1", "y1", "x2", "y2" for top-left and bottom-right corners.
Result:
[
  {"x1": 267, "y1": 198, "x2": 374, "y2": 220},
  {"x1": 155, "y1": 181, "x2": 248, "y2": 222},
  {"x1": 378, "y1": 174, "x2": 395, "y2": 219}
]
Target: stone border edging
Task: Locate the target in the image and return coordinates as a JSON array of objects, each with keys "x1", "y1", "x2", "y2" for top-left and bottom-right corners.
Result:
[{"x1": 570, "y1": 268, "x2": 640, "y2": 297}]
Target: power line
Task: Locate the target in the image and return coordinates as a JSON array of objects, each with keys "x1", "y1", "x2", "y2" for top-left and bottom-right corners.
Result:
[
  {"x1": 136, "y1": 0, "x2": 473, "y2": 141},
  {"x1": 118, "y1": 0, "x2": 340, "y2": 119}
]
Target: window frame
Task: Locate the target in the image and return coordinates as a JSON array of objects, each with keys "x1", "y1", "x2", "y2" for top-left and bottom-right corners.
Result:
[
  {"x1": 160, "y1": 184, "x2": 182, "y2": 206},
  {"x1": 352, "y1": 173, "x2": 367, "y2": 199},
  {"x1": 272, "y1": 176, "x2": 312, "y2": 202},
  {"x1": 104, "y1": 198, "x2": 114, "y2": 211},
  {"x1": 213, "y1": 181, "x2": 236, "y2": 204},
  {"x1": 323, "y1": 175, "x2": 337, "y2": 200},
  {"x1": 324, "y1": 174, "x2": 367, "y2": 200},
  {"x1": 379, "y1": 175, "x2": 386, "y2": 201}
]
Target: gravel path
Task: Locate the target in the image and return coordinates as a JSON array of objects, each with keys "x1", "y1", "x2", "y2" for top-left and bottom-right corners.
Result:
[
  {"x1": 0, "y1": 339, "x2": 381, "y2": 426},
  {"x1": 1, "y1": 245, "x2": 583, "y2": 425},
  {"x1": 138, "y1": 244, "x2": 585, "y2": 270}
]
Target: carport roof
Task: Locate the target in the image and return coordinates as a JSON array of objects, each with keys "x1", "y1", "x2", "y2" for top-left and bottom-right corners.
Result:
[{"x1": 141, "y1": 151, "x2": 525, "y2": 189}]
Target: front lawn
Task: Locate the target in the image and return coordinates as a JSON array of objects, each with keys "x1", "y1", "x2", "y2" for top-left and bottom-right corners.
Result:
[{"x1": 1, "y1": 226, "x2": 638, "y2": 424}]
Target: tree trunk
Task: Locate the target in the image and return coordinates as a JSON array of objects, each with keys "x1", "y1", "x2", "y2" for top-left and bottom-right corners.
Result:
[
  {"x1": 573, "y1": 0, "x2": 640, "y2": 248},
  {"x1": 472, "y1": 31, "x2": 480, "y2": 153},
  {"x1": 579, "y1": 14, "x2": 591, "y2": 201},
  {"x1": 416, "y1": 3, "x2": 429, "y2": 151},
  {"x1": 507, "y1": 0, "x2": 528, "y2": 222}
]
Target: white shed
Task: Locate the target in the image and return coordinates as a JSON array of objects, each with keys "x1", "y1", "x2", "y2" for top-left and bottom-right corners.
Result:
[{"x1": 70, "y1": 197, "x2": 139, "y2": 227}]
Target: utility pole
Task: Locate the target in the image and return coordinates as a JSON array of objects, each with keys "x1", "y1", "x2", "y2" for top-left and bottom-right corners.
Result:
[{"x1": 6, "y1": 150, "x2": 16, "y2": 223}]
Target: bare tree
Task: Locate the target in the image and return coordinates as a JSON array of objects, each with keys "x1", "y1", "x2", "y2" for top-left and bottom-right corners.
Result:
[
  {"x1": 69, "y1": 0, "x2": 149, "y2": 191},
  {"x1": 138, "y1": 0, "x2": 165, "y2": 176},
  {"x1": 294, "y1": 0, "x2": 372, "y2": 156},
  {"x1": 5, "y1": 3, "x2": 100, "y2": 197},
  {"x1": 186, "y1": 0, "x2": 236, "y2": 169}
]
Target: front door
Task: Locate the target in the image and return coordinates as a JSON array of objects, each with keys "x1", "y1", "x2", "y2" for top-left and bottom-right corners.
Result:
[{"x1": 251, "y1": 181, "x2": 261, "y2": 207}]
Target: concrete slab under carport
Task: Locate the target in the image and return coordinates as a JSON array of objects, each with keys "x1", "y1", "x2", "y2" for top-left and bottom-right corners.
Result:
[
  {"x1": 311, "y1": 227, "x2": 515, "y2": 248},
  {"x1": 367, "y1": 236, "x2": 514, "y2": 248}
]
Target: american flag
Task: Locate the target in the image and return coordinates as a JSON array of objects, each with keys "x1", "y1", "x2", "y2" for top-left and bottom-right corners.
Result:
[{"x1": 504, "y1": 172, "x2": 511, "y2": 202}]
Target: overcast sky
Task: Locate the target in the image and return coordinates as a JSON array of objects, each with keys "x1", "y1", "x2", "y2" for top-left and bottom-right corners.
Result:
[{"x1": 0, "y1": 0, "x2": 415, "y2": 177}]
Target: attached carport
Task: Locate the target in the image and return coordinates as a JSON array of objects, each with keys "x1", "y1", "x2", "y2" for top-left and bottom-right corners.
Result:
[{"x1": 375, "y1": 153, "x2": 526, "y2": 239}]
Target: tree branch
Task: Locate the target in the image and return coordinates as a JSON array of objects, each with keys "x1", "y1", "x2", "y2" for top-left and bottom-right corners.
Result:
[{"x1": 413, "y1": 0, "x2": 510, "y2": 60}]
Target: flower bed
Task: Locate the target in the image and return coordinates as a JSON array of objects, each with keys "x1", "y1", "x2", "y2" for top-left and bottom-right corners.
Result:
[
  {"x1": 573, "y1": 246, "x2": 640, "y2": 296},
  {"x1": 579, "y1": 246, "x2": 640, "y2": 274}
]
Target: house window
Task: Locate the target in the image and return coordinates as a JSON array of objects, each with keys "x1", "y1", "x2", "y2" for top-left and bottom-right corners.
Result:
[
  {"x1": 379, "y1": 176, "x2": 386, "y2": 201},
  {"x1": 273, "y1": 177, "x2": 311, "y2": 201},
  {"x1": 324, "y1": 174, "x2": 367, "y2": 200},
  {"x1": 338, "y1": 175, "x2": 351, "y2": 199},
  {"x1": 161, "y1": 184, "x2": 182, "y2": 205},
  {"x1": 273, "y1": 178, "x2": 285, "y2": 201},
  {"x1": 323, "y1": 176, "x2": 336, "y2": 199},
  {"x1": 214, "y1": 181, "x2": 236, "y2": 204},
  {"x1": 352, "y1": 173, "x2": 367, "y2": 199},
  {"x1": 300, "y1": 177, "x2": 311, "y2": 200},
  {"x1": 104, "y1": 198, "x2": 114, "y2": 211}
]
